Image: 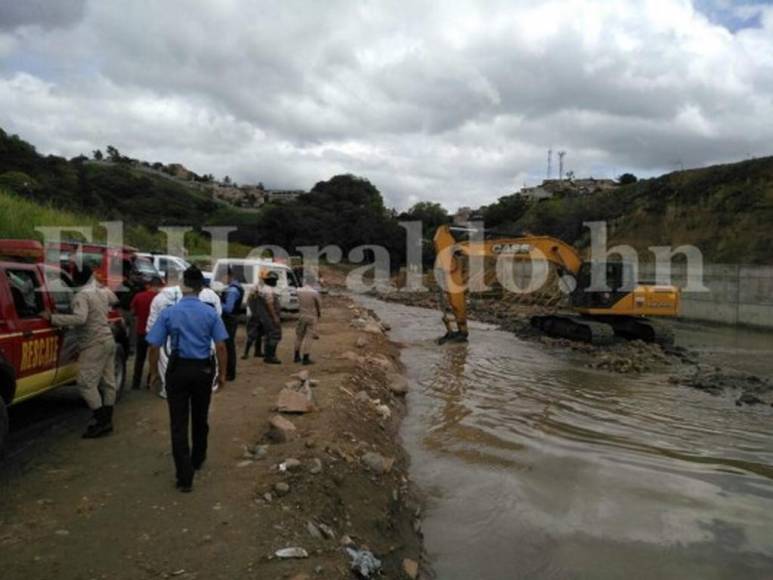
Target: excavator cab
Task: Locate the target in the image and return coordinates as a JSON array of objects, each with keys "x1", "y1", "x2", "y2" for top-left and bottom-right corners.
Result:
[{"x1": 570, "y1": 261, "x2": 637, "y2": 310}]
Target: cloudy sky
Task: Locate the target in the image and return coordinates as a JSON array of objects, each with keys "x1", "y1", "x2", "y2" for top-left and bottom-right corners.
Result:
[{"x1": 1, "y1": 0, "x2": 772, "y2": 210}]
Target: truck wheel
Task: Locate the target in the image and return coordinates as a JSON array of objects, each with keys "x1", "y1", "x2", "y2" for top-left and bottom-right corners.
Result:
[
  {"x1": 0, "y1": 397, "x2": 8, "y2": 457},
  {"x1": 114, "y1": 344, "x2": 127, "y2": 401}
]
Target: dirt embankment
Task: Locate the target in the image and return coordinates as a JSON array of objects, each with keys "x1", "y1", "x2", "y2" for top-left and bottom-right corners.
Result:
[{"x1": 0, "y1": 293, "x2": 423, "y2": 580}]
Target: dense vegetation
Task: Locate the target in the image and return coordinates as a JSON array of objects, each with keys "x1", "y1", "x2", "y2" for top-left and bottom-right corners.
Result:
[
  {"x1": 480, "y1": 157, "x2": 773, "y2": 264},
  {"x1": 0, "y1": 128, "x2": 250, "y2": 229},
  {"x1": 2, "y1": 127, "x2": 771, "y2": 265}
]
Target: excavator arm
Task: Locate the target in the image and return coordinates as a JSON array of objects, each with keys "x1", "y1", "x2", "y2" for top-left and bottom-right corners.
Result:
[{"x1": 433, "y1": 225, "x2": 583, "y2": 343}]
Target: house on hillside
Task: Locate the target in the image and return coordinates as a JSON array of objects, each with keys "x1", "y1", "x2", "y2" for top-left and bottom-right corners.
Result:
[
  {"x1": 520, "y1": 177, "x2": 618, "y2": 200},
  {"x1": 266, "y1": 190, "x2": 304, "y2": 203}
]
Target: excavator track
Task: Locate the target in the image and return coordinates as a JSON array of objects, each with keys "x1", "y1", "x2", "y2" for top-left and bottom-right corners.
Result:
[
  {"x1": 530, "y1": 315, "x2": 615, "y2": 346},
  {"x1": 604, "y1": 317, "x2": 675, "y2": 346}
]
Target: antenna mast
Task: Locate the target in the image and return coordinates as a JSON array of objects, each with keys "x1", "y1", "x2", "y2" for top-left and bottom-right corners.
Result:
[
  {"x1": 547, "y1": 148, "x2": 553, "y2": 180},
  {"x1": 558, "y1": 150, "x2": 566, "y2": 181}
]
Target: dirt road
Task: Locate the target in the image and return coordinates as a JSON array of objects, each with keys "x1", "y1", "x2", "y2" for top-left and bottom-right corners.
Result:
[{"x1": 0, "y1": 294, "x2": 421, "y2": 580}]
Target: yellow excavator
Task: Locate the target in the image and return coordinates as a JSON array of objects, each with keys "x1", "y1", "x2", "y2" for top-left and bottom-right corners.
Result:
[{"x1": 433, "y1": 225, "x2": 680, "y2": 345}]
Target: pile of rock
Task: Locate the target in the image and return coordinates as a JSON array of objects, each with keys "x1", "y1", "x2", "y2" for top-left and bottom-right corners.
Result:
[
  {"x1": 670, "y1": 366, "x2": 773, "y2": 406},
  {"x1": 276, "y1": 369, "x2": 318, "y2": 414}
]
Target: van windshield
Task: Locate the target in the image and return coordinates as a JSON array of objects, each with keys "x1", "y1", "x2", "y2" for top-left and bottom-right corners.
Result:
[{"x1": 215, "y1": 263, "x2": 254, "y2": 284}]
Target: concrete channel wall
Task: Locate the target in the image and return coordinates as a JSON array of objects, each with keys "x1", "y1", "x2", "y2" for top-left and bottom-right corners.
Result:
[{"x1": 639, "y1": 263, "x2": 773, "y2": 330}]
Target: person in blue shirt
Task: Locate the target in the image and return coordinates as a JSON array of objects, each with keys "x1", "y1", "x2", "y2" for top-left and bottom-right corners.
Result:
[
  {"x1": 220, "y1": 267, "x2": 244, "y2": 381},
  {"x1": 147, "y1": 266, "x2": 228, "y2": 493}
]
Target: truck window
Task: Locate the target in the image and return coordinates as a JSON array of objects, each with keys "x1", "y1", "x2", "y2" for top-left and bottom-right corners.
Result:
[
  {"x1": 45, "y1": 268, "x2": 75, "y2": 314},
  {"x1": 7, "y1": 269, "x2": 44, "y2": 318}
]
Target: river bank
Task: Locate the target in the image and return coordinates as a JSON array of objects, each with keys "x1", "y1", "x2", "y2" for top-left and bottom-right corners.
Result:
[{"x1": 0, "y1": 293, "x2": 423, "y2": 579}]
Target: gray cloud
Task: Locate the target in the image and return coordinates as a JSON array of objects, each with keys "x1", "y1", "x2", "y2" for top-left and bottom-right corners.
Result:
[
  {"x1": 0, "y1": 0, "x2": 772, "y2": 211},
  {"x1": 0, "y1": 0, "x2": 86, "y2": 31}
]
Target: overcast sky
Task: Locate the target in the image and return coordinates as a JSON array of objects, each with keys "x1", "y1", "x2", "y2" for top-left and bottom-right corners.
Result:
[{"x1": 1, "y1": 0, "x2": 772, "y2": 210}]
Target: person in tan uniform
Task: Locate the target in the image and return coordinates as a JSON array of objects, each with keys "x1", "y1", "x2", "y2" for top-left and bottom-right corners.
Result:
[
  {"x1": 42, "y1": 265, "x2": 120, "y2": 438},
  {"x1": 293, "y1": 275, "x2": 321, "y2": 365}
]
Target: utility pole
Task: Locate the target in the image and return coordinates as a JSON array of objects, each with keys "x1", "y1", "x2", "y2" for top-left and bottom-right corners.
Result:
[
  {"x1": 547, "y1": 148, "x2": 553, "y2": 180},
  {"x1": 558, "y1": 151, "x2": 566, "y2": 181}
]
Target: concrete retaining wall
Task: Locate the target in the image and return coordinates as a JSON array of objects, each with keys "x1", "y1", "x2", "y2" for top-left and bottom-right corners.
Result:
[{"x1": 639, "y1": 263, "x2": 773, "y2": 330}]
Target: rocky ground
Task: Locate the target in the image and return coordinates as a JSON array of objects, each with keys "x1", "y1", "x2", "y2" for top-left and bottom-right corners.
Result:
[{"x1": 0, "y1": 294, "x2": 424, "y2": 580}]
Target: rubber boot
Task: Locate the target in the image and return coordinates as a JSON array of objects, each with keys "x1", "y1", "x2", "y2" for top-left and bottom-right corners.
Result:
[
  {"x1": 242, "y1": 339, "x2": 253, "y2": 360},
  {"x1": 294, "y1": 350, "x2": 301, "y2": 363},
  {"x1": 302, "y1": 354, "x2": 314, "y2": 366},
  {"x1": 83, "y1": 406, "x2": 112, "y2": 439},
  {"x1": 255, "y1": 337, "x2": 264, "y2": 358},
  {"x1": 264, "y1": 343, "x2": 282, "y2": 365}
]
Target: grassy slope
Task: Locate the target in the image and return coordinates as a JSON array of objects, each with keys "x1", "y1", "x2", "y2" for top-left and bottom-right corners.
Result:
[
  {"x1": 514, "y1": 156, "x2": 773, "y2": 264},
  {"x1": 0, "y1": 187, "x2": 251, "y2": 258}
]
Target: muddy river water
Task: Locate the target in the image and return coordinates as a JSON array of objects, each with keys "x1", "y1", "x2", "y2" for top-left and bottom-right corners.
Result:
[{"x1": 361, "y1": 298, "x2": 773, "y2": 580}]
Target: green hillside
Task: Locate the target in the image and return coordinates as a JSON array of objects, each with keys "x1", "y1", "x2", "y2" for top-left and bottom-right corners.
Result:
[
  {"x1": 0, "y1": 128, "x2": 254, "y2": 230},
  {"x1": 483, "y1": 157, "x2": 773, "y2": 264}
]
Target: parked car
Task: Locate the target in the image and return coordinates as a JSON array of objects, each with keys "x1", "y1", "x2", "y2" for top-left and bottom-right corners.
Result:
[
  {"x1": 0, "y1": 240, "x2": 129, "y2": 452},
  {"x1": 45, "y1": 241, "x2": 160, "y2": 309},
  {"x1": 136, "y1": 253, "x2": 191, "y2": 281},
  {"x1": 210, "y1": 259, "x2": 300, "y2": 315}
]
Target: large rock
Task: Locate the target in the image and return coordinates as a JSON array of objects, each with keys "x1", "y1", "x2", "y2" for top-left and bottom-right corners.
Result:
[
  {"x1": 367, "y1": 354, "x2": 394, "y2": 372},
  {"x1": 363, "y1": 322, "x2": 384, "y2": 335},
  {"x1": 402, "y1": 558, "x2": 419, "y2": 579},
  {"x1": 361, "y1": 451, "x2": 394, "y2": 475},
  {"x1": 267, "y1": 415, "x2": 297, "y2": 443},
  {"x1": 277, "y1": 388, "x2": 314, "y2": 414},
  {"x1": 388, "y1": 374, "x2": 409, "y2": 396}
]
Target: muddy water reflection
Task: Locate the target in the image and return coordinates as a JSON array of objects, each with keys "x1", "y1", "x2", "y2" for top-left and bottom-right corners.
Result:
[{"x1": 361, "y1": 298, "x2": 773, "y2": 580}]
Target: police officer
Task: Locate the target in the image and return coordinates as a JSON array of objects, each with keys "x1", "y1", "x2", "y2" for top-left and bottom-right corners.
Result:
[
  {"x1": 146, "y1": 266, "x2": 228, "y2": 493},
  {"x1": 221, "y1": 268, "x2": 244, "y2": 381}
]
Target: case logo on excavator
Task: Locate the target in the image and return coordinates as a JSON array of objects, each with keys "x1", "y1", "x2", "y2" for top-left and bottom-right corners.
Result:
[
  {"x1": 20, "y1": 335, "x2": 59, "y2": 373},
  {"x1": 492, "y1": 243, "x2": 532, "y2": 255}
]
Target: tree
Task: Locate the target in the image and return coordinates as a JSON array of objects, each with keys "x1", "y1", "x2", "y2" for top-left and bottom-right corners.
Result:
[
  {"x1": 399, "y1": 201, "x2": 450, "y2": 238},
  {"x1": 481, "y1": 193, "x2": 529, "y2": 229},
  {"x1": 618, "y1": 173, "x2": 638, "y2": 185},
  {"x1": 106, "y1": 145, "x2": 121, "y2": 162},
  {"x1": 223, "y1": 175, "x2": 231, "y2": 185},
  {"x1": 93, "y1": 149, "x2": 103, "y2": 161}
]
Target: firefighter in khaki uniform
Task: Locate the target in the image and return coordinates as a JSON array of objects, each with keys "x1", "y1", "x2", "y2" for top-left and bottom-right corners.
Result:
[
  {"x1": 42, "y1": 265, "x2": 120, "y2": 438},
  {"x1": 293, "y1": 275, "x2": 321, "y2": 365}
]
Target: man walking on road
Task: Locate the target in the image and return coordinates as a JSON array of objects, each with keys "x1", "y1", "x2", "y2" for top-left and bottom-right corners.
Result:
[
  {"x1": 294, "y1": 274, "x2": 321, "y2": 365},
  {"x1": 147, "y1": 266, "x2": 228, "y2": 493},
  {"x1": 43, "y1": 265, "x2": 120, "y2": 438},
  {"x1": 221, "y1": 268, "x2": 244, "y2": 381},
  {"x1": 130, "y1": 276, "x2": 162, "y2": 389}
]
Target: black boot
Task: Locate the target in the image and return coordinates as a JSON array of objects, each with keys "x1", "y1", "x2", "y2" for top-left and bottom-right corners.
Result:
[
  {"x1": 242, "y1": 340, "x2": 253, "y2": 360},
  {"x1": 255, "y1": 337, "x2": 264, "y2": 358},
  {"x1": 302, "y1": 354, "x2": 314, "y2": 366},
  {"x1": 83, "y1": 406, "x2": 113, "y2": 439},
  {"x1": 264, "y1": 344, "x2": 282, "y2": 365},
  {"x1": 294, "y1": 350, "x2": 301, "y2": 363}
]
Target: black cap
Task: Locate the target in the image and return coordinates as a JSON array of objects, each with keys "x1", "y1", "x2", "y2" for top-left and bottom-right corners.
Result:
[{"x1": 183, "y1": 265, "x2": 205, "y2": 288}]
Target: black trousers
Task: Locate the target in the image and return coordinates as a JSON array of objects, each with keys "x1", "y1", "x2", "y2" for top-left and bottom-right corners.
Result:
[
  {"x1": 132, "y1": 334, "x2": 148, "y2": 388},
  {"x1": 222, "y1": 314, "x2": 238, "y2": 381},
  {"x1": 166, "y1": 359, "x2": 214, "y2": 486}
]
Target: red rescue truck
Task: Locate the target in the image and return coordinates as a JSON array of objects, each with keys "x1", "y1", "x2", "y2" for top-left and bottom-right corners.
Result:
[{"x1": 0, "y1": 240, "x2": 129, "y2": 452}]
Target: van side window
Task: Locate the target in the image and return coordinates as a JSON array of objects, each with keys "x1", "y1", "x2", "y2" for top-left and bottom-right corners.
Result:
[
  {"x1": 7, "y1": 269, "x2": 44, "y2": 318},
  {"x1": 45, "y1": 268, "x2": 75, "y2": 314}
]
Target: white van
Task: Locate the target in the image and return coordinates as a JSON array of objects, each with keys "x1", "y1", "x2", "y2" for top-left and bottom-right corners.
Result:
[
  {"x1": 136, "y1": 253, "x2": 191, "y2": 281},
  {"x1": 211, "y1": 259, "x2": 299, "y2": 314}
]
